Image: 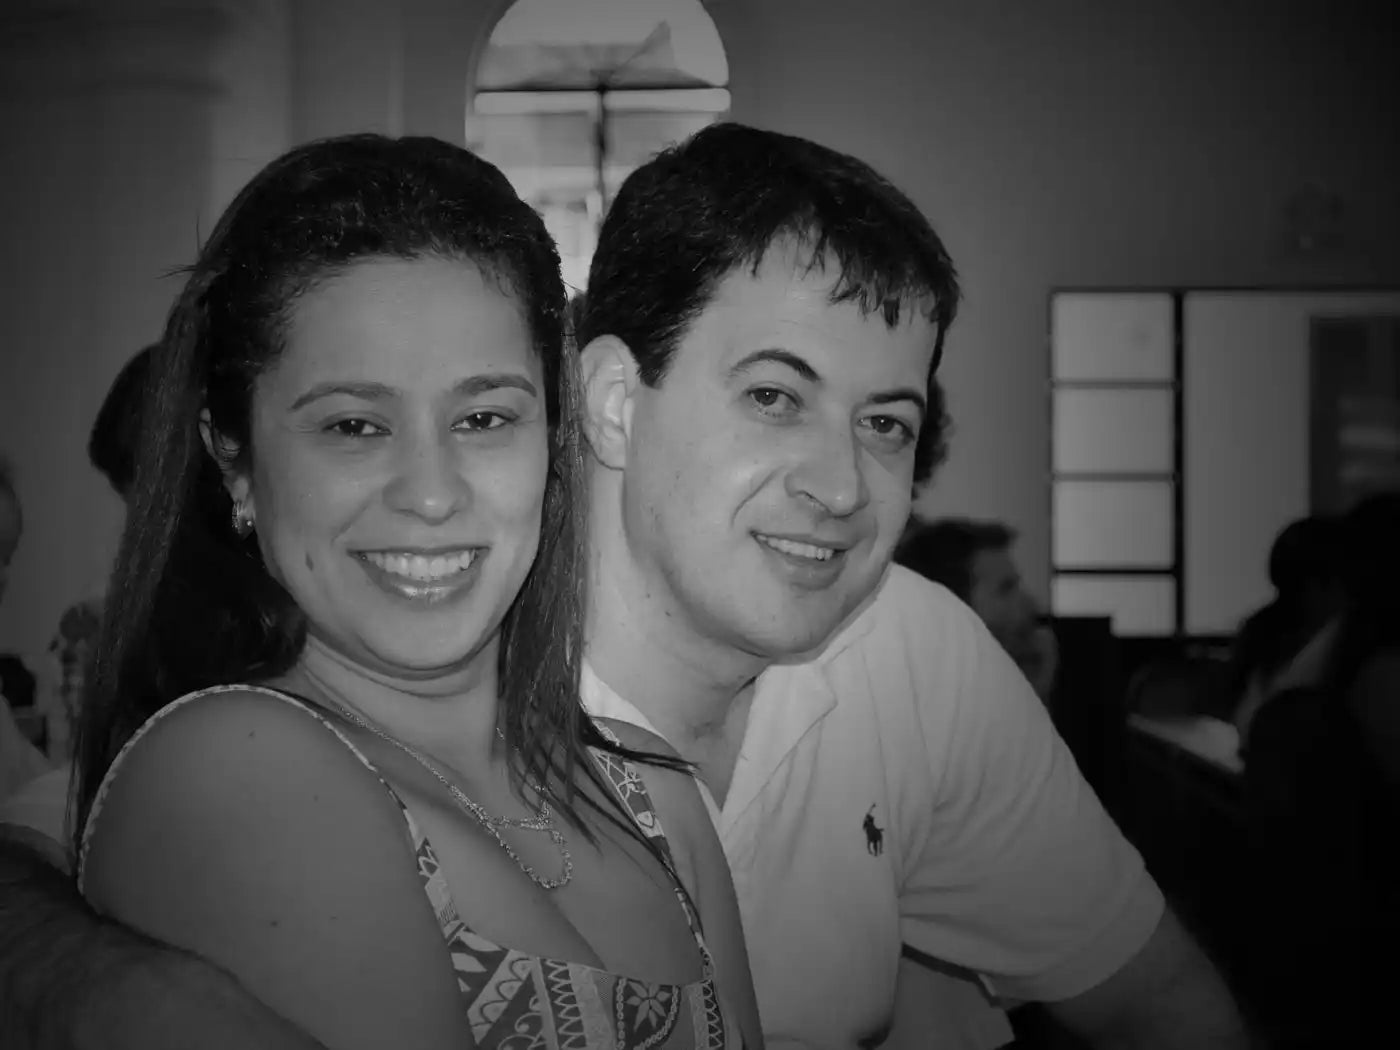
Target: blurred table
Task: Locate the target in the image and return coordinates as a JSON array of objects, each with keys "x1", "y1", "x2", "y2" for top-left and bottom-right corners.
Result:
[{"x1": 1126, "y1": 713, "x2": 1243, "y2": 776}]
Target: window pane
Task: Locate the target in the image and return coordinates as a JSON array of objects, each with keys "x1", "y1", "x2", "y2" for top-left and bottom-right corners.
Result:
[
  {"x1": 1053, "y1": 388, "x2": 1174, "y2": 473},
  {"x1": 478, "y1": 0, "x2": 729, "y2": 90},
  {"x1": 470, "y1": 109, "x2": 716, "y2": 172},
  {"x1": 1179, "y1": 291, "x2": 1400, "y2": 633},
  {"x1": 1052, "y1": 292, "x2": 1174, "y2": 381},
  {"x1": 467, "y1": 107, "x2": 720, "y2": 292},
  {"x1": 1052, "y1": 576, "x2": 1176, "y2": 636},
  {"x1": 1053, "y1": 480, "x2": 1174, "y2": 568}
]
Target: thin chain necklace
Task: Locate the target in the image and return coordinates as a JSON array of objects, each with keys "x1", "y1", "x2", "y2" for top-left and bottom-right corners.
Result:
[{"x1": 330, "y1": 704, "x2": 573, "y2": 891}]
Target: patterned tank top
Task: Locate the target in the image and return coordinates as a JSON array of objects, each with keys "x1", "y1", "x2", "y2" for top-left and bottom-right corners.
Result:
[{"x1": 79, "y1": 685, "x2": 742, "y2": 1050}]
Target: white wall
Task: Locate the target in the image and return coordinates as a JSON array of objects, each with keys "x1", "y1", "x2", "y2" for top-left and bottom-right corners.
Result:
[
  {"x1": 329, "y1": 0, "x2": 1400, "y2": 599},
  {"x1": 2, "y1": 0, "x2": 1397, "y2": 666},
  {"x1": 1184, "y1": 291, "x2": 1400, "y2": 634},
  {"x1": 0, "y1": 0, "x2": 297, "y2": 667}
]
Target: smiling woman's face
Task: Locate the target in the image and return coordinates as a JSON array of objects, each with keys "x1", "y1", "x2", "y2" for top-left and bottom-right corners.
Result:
[{"x1": 225, "y1": 255, "x2": 547, "y2": 681}]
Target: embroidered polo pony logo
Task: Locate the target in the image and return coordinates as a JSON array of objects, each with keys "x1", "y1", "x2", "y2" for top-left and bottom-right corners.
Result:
[{"x1": 862, "y1": 805, "x2": 884, "y2": 856}]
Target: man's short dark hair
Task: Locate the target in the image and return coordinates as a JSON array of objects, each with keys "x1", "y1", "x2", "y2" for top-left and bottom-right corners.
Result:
[
  {"x1": 580, "y1": 122, "x2": 961, "y2": 482},
  {"x1": 88, "y1": 344, "x2": 157, "y2": 498},
  {"x1": 895, "y1": 517, "x2": 1016, "y2": 602}
]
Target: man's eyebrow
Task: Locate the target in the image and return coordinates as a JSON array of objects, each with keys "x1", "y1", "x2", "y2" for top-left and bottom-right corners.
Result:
[
  {"x1": 727, "y1": 348, "x2": 821, "y2": 383},
  {"x1": 869, "y1": 388, "x2": 928, "y2": 418},
  {"x1": 729, "y1": 350, "x2": 927, "y2": 417},
  {"x1": 288, "y1": 373, "x2": 537, "y2": 411}
]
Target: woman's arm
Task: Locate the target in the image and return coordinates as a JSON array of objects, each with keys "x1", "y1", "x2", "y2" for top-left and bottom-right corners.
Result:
[
  {"x1": 0, "y1": 823, "x2": 328, "y2": 1050},
  {"x1": 82, "y1": 692, "x2": 470, "y2": 1050}
]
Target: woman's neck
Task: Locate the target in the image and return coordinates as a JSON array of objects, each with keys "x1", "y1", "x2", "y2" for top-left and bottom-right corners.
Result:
[{"x1": 275, "y1": 633, "x2": 503, "y2": 770}]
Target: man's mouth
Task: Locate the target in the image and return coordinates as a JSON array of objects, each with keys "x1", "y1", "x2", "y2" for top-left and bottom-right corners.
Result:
[
  {"x1": 754, "y1": 534, "x2": 840, "y2": 562},
  {"x1": 359, "y1": 549, "x2": 479, "y2": 583}
]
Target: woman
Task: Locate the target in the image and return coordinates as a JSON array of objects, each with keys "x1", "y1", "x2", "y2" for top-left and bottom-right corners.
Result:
[
  {"x1": 1327, "y1": 492, "x2": 1400, "y2": 795},
  {"x1": 73, "y1": 134, "x2": 760, "y2": 1050}
]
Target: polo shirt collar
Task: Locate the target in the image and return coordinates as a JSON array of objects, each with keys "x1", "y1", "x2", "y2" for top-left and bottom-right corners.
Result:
[{"x1": 578, "y1": 568, "x2": 891, "y2": 825}]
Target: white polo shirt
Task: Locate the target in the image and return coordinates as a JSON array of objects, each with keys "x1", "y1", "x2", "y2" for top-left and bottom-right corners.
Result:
[
  {"x1": 582, "y1": 566, "x2": 1163, "y2": 1050},
  {"x1": 2, "y1": 567, "x2": 1162, "y2": 1050}
]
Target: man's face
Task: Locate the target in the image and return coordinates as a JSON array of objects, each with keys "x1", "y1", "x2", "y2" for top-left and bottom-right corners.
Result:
[
  {"x1": 968, "y1": 546, "x2": 1039, "y2": 657},
  {"x1": 616, "y1": 245, "x2": 937, "y2": 659}
]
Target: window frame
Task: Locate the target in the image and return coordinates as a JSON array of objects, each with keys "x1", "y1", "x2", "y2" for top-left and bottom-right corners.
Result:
[{"x1": 1048, "y1": 289, "x2": 1185, "y2": 636}]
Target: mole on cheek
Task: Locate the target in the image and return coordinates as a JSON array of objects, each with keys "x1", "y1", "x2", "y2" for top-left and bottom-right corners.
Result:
[{"x1": 305, "y1": 553, "x2": 315, "y2": 572}]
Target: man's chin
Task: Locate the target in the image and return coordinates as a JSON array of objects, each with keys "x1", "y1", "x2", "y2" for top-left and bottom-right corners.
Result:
[{"x1": 746, "y1": 607, "x2": 864, "y2": 663}]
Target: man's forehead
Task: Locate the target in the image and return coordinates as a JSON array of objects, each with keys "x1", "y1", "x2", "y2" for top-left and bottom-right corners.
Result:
[{"x1": 683, "y1": 251, "x2": 937, "y2": 374}]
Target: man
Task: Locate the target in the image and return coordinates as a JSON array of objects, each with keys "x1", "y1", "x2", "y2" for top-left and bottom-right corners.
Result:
[
  {"x1": 44, "y1": 344, "x2": 157, "y2": 760},
  {"x1": 896, "y1": 517, "x2": 1059, "y2": 701},
  {"x1": 0, "y1": 458, "x2": 20, "y2": 610},
  {"x1": 1, "y1": 124, "x2": 1247, "y2": 1049},
  {"x1": 1, "y1": 461, "x2": 53, "y2": 800}
]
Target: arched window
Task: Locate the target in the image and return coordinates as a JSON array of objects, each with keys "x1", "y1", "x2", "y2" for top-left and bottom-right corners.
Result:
[{"x1": 468, "y1": 0, "x2": 729, "y2": 292}]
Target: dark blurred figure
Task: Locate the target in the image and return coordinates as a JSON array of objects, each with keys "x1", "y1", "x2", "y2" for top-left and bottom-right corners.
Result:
[
  {"x1": 1227, "y1": 514, "x2": 1346, "y2": 749},
  {"x1": 1239, "y1": 492, "x2": 1400, "y2": 1049},
  {"x1": 0, "y1": 452, "x2": 37, "y2": 714},
  {"x1": 896, "y1": 517, "x2": 1058, "y2": 700},
  {"x1": 45, "y1": 345, "x2": 156, "y2": 759},
  {"x1": 88, "y1": 343, "x2": 155, "y2": 500},
  {"x1": 1327, "y1": 491, "x2": 1400, "y2": 791},
  {"x1": 1, "y1": 459, "x2": 52, "y2": 797},
  {"x1": 0, "y1": 457, "x2": 19, "y2": 608}
]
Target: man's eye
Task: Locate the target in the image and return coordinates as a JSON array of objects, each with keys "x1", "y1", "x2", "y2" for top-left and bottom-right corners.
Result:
[
  {"x1": 748, "y1": 387, "x2": 798, "y2": 415},
  {"x1": 868, "y1": 416, "x2": 904, "y2": 435},
  {"x1": 862, "y1": 414, "x2": 915, "y2": 447},
  {"x1": 327, "y1": 418, "x2": 387, "y2": 438}
]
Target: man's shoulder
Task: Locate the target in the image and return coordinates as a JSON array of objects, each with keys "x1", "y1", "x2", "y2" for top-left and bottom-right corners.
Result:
[
  {"x1": 756, "y1": 566, "x2": 992, "y2": 731},
  {"x1": 822, "y1": 564, "x2": 981, "y2": 662}
]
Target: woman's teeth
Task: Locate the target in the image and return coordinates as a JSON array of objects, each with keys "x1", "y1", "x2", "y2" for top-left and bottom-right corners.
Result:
[{"x1": 363, "y1": 550, "x2": 476, "y2": 582}]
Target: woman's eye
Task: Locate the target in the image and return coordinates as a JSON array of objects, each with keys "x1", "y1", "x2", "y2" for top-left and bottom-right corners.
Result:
[
  {"x1": 326, "y1": 418, "x2": 387, "y2": 438},
  {"x1": 456, "y1": 411, "x2": 510, "y2": 432}
]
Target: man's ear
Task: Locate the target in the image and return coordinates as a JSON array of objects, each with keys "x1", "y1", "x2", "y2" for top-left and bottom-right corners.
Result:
[
  {"x1": 198, "y1": 408, "x2": 252, "y2": 510},
  {"x1": 578, "y1": 335, "x2": 640, "y2": 470}
]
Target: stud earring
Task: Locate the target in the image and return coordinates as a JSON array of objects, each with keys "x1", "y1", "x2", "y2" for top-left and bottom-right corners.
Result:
[{"x1": 231, "y1": 499, "x2": 254, "y2": 539}]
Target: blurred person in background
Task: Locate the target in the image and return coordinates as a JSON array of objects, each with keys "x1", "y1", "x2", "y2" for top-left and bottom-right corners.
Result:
[{"x1": 896, "y1": 516, "x2": 1059, "y2": 701}]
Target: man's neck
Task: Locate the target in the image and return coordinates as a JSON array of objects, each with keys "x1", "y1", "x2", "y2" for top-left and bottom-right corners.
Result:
[
  {"x1": 585, "y1": 512, "x2": 770, "y2": 800},
  {"x1": 586, "y1": 577, "x2": 763, "y2": 745}
]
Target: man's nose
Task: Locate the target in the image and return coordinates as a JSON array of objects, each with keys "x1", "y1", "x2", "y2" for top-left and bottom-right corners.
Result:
[{"x1": 785, "y1": 426, "x2": 870, "y2": 517}]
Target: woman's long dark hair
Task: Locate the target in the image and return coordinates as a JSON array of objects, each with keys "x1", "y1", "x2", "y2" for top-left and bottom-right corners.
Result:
[{"x1": 73, "y1": 134, "x2": 674, "y2": 847}]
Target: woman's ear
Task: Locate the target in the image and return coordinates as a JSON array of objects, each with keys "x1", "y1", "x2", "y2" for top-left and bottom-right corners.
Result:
[
  {"x1": 578, "y1": 335, "x2": 639, "y2": 471},
  {"x1": 198, "y1": 408, "x2": 252, "y2": 512}
]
